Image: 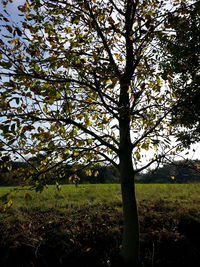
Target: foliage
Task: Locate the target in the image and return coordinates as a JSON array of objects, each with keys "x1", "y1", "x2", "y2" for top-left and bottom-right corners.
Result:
[
  {"x1": 142, "y1": 160, "x2": 200, "y2": 183},
  {"x1": 0, "y1": 161, "x2": 120, "y2": 186},
  {"x1": 2, "y1": 159, "x2": 200, "y2": 186},
  {"x1": 159, "y1": 1, "x2": 200, "y2": 146},
  {"x1": 0, "y1": 0, "x2": 196, "y2": 181}
]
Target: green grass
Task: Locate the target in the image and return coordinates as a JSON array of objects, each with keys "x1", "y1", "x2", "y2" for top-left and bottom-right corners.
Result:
[
  {"x1": 136, "y1": 183, "x2": 200, "y2": 206},
  {"x1": 1, "y1": 183, "x2": 200, "y2": 214},
  {"x1": 0, "y1": 184, "x2": 121, "y2": 213}
]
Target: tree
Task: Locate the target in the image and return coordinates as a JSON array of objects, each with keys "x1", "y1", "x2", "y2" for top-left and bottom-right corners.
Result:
[
  {"x1": 142, "y1": 159, "x2": 200, "y2": 183},
  {"x1": 159, "y1": 1, "x2": 200, "y2": 147},
  {"x1": 0, "y1": 0, "x2": 198, "y2": 265}
]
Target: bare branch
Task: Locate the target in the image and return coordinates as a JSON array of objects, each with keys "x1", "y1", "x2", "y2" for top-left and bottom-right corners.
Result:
[{"x1": 135, "y1": 155, "x2": 163, "y2": 173}]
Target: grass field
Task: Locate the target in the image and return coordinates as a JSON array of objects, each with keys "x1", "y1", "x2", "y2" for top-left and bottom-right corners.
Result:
[
  {"x1": 1, "y1": 183, "x2": 200, "y2": 212},
  {"x1": 0, "y1": 183, "x2": 200, "y2": 267}
]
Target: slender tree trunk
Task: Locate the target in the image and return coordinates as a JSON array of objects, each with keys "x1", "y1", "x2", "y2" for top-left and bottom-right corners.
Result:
[
  {"x1": 120, "y1": 149, "x2": 140, "y2": 267},
  {"x1": 119, "y1": 77, "x2": 140, "y2": 266}
]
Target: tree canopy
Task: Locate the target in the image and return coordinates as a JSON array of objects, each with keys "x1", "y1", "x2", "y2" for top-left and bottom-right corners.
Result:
[
  {"x1": 159, "y1": 1, "x2": 200, "y2": 146},
  {"x1": 0, "y1": 0, "x2": 191, "y2": 178}
]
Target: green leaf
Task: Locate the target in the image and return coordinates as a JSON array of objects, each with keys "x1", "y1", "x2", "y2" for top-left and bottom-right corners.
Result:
[
  {"x1": 135, "y1": 151, "x2": 141, "y2": 161},
  {"x1": 0, "y1": 61, "x2": 12, "y2": 69}
]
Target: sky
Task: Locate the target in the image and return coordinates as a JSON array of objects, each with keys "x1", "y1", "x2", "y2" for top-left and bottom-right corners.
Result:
[{"x1": 0, "y1": 0, "x2": 25, "y2": 21}]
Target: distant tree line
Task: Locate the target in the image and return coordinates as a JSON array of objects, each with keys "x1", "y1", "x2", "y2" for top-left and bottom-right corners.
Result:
[
  {"x1": 141, "y1": 160, "x2": 200, "y2": 184},
  {"x1": 0, "y1": 161, "x2": 121, "y2": 186},
  {"x1": 1, "y1": 160, "x2": 200, "y2": 186}
]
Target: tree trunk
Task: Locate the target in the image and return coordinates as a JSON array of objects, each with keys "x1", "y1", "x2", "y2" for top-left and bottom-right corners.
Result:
[
  {"x1": 120, "y1": 151, "x2": 140, "y2": 267},
  {"x1": 119, "y1": 76, "x2": 140, "y2": 266}
]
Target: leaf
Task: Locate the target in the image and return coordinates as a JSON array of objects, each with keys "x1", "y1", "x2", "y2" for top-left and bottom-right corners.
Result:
[
  {"x1": 15, "y1": 27, "x2": 22, "y2": 36},
  {"x1": 73, "y1": 151, "x2": 79, "y2": 157},
  {"x1": 86, "y1": 120, "x2": 92, "y2": 127},
  {"x1": 141, "y1": 142, "x2": 149, "y2": 151},
  {"x1": 87, "y1": 139, "x2": 93, "y2": 145},
  {"x1": 21, "y1": 103, "x2": 26, "y2": 108},
  {"x1": 3, "y1": 81, "x2": 14, "y2": 87},
  {"x1": 46, "y1": 98, "x2": 54, "y2": 104},
  {"x1": 3, "y1": 17, "x2": 9, "y2": 22},
  {"x1": 43, "y1": 104, "x2": 48, "y2": 113},
  {"x1": 11, "y1": 124, "x2": 16, "y2": 133},
  {"x1": 5, "y1": 25, "x2": 13, "y2": 33},
  {"x1": 195, "y1": 164, "x2": 200, "y2": 170},
  {"x1": 85, "y1": 169, "x2": 92, "y2": 176},
  {"x1": 15, "y1": 98, "x2": 20, "y2": 105},
  {"x1": 0, "y1": 61, "x2": 12, "y2": 69},
  {"x1": 8, "y1": 38, "x2": 19, "y2": 44},
  {"x1": 1, "y1": 199, "x2": 13, "y2": 212},
  {"x1": 94, "y1": 170, "x2": 99, "y2": 177},
  {"x1": 1, "y1": 125, "x2": 9, "y2": 134},
  {"x1": 135, "y1": 151, "x2": 141, "y2": 161}
]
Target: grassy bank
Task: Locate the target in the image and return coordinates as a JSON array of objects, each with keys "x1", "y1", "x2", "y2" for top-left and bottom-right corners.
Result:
[{"x1": 0, "y1": 184, "x2": 200, "y2": 266}]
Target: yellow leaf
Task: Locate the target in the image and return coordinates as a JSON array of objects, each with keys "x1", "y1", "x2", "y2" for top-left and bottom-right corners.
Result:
[
  {"x1": 2, "y1": 199, "x2": 13, "y2": 212},
  {"x1": 43, "y1": 104, "x2": 48, "y2": 113},
  {"x1": 58, "y1": 155, "x2": 63, "y2": 161},
  {"x1": 195, "y1": 163, "x2": 200, "y2": 169},
  {"x1": 127, "y1": 88, "x2": 132, "y2": 93},
  {"x1": 6, "y1": 199, "x2": 13, "y2": 208},
  {"x1": 141, "y1": 142, "x2": 149, "y2": 151},
  {"x1": 8, "y1": 38, "x2": 19, "y2": 44},
  {"x1": 94, "y1": 170, "x2": 99, "y2": 177},
  {"x1": 87, "y1": 121, "x2": 92, "y2": 127},
  {"x1": 85, "y1": 169, "x2": 92, "y2": 176}
]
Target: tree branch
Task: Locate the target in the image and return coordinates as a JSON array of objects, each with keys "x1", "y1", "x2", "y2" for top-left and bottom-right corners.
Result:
[
  {"x1": 85, "y1": 1, "x2": 121, "y2": 78},
  {"x1": 20, "y1": 114, "x2": 119, "y2": 154},
  {"x1": 132, "y1": 109, "x2": 172, "y2": 149},
  {"x1": 110, "y1": 0, "x2": 125, "y2": 16},
  {"x1": 0, "y1": 139, "x2": 39, "y2": 173},
  {"x1": 135, "y1": 155, "x2": 163, "y2": 174}
]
